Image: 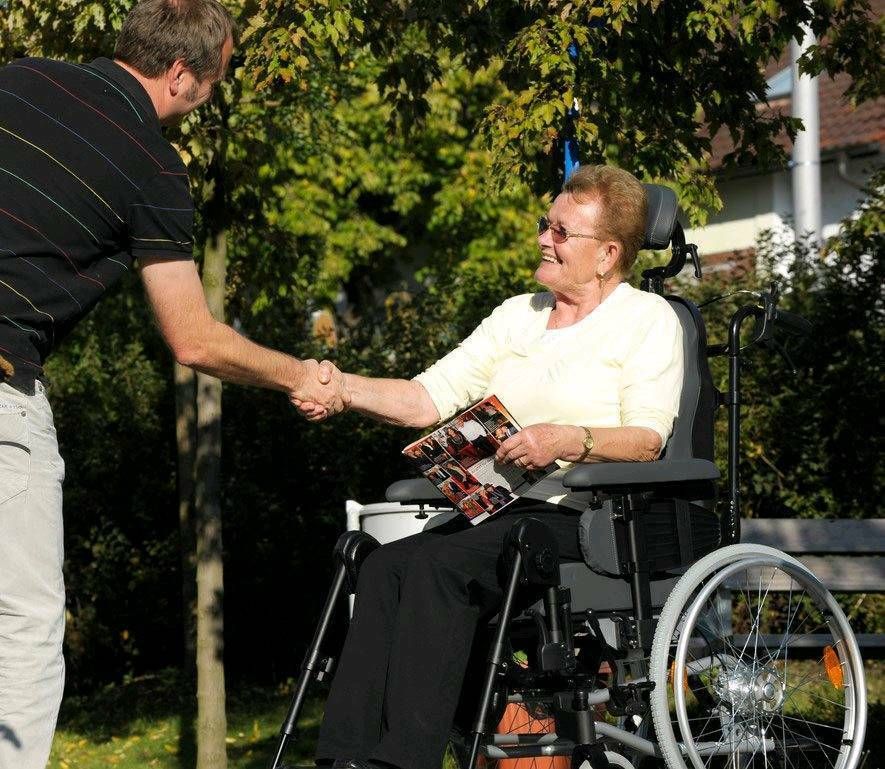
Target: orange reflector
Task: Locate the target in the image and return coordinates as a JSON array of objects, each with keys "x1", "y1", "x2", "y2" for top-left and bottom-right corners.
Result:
[
  {"x1": 669, "y1": 660, "x2": 689, "y2": 692},
  {"x1": 823, "y1": 645, "x2": 843, "y2": 689}
]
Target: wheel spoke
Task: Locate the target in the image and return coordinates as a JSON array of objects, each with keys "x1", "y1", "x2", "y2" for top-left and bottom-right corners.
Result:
[
  {"x1": 780, "y1": 666, "x2": 830, "y2": 700},
  {"x1": 777, "y1": 735, "x2": 802, "y2": 769},
  {"x1": 785, "y1": 686, "x2": 848, "y2": 712},
  {"x1": 767, "y1": 579, "x2": 803, "y2": 666},
  {"x1": 779, "y1": 664, "x2": 849, "y2": 709},
  {"x1": 778, "y1": 713, "x2": 847, "y2": 734},
  {"x1": 785, "y1": 710, "x2": 841, "y2": 767},
  {"x1": 736, "y1": 567, "x2": 778, "y2": 666},
  {"x1": 770, "y1": 713, "x2": 842, "y2": 768}
]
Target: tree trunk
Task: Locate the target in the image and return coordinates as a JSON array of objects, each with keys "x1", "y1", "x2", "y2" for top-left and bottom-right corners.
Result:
[
  {"x1": 195, "y1": 229, "x2": 228, "y2": 769},
  {"x1": 175, "y1": 362, "x2": 198, "y2": 763},
  {"x1": 175, "y1": 361, "x2": 197, "y2": 677}
]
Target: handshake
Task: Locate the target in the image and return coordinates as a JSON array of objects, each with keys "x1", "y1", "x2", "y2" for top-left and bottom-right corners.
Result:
[{"x1": 289, "y1": 359, "x2": 351, "y2": 422}]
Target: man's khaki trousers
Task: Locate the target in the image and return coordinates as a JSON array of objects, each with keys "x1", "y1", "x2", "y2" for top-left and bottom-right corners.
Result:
[{"x1": 0, "y1": 381, "x2": 65, "y2": 769}]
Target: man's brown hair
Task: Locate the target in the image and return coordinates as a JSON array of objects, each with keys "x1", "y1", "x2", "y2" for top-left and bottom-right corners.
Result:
[
  {"x1": 562, "y1": 165, "x2": 648, "y2": 274},
  {"x1": 114, "y1": 0, "x2": 236, "y2": 82}
]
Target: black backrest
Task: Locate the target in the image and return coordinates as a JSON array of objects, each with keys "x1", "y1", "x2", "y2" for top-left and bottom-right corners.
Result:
[
  {"x1": 662, "y1": 297, "x2": 715, "y2": 462},
  {"x1": 643, "y1": 184, "x2": 678, "y2": 250},
  {"x1": 640, "y1": 183, "x2": 715, "y2": 462}
]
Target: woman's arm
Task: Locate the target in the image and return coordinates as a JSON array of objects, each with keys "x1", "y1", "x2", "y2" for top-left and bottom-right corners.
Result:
[
  {"x1": 293, "y1": 299, "x2": 517, "y2": 424},
  {"x1": 343, "y1": 374, "x2": 440, "y2": 429},
  {"x1": 495, "y1": 423, "x2": 662, "y2": 470}
]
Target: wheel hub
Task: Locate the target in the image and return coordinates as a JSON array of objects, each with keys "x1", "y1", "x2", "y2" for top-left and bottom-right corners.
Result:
[
  {"x1": 754, "y1": 666, "x2": 785, "y2": 713},
  {"x1": 713, "y1": 662, "x2": 785, "y2": 717}
]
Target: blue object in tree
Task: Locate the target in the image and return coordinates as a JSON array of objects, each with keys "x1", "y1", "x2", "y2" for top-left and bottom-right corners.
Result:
[
  {"x1": 563, "y1": 41, "x2": 581, "y2": 182},
  {"x1": 563, "y1": 132, "x2": 581, "y2": 181}
]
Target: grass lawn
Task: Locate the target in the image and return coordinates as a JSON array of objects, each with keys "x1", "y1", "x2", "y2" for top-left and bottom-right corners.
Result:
[
  {"x1": 49, "y1": 669, "x2": 322, "y2": 769},
  {"x1": 49, "y1": 662, "x2": 883, "y2": 768}
]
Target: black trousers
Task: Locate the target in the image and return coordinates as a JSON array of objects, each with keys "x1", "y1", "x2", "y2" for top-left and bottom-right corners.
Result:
[{"x1": 315, "y1": 503, "x2": 583, "y2": 769}]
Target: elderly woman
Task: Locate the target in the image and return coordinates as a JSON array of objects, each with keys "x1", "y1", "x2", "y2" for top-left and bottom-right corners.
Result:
[{"x1": 304, "y1": 165, "x2": 683, "y2": 769}]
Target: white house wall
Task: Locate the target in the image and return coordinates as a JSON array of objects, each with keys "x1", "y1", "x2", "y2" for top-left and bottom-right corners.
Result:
[
  {"x1": 684, "y1": 152, "x2": 881, "y2": 256},
  {"x1": 819, "y1": 154, "x2": 879, "y2": 239}
]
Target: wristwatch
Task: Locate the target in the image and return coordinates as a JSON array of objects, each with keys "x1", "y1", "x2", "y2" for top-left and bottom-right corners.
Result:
[{"x1": 578, "y1": 427, "x2": 595, "y2": 462}]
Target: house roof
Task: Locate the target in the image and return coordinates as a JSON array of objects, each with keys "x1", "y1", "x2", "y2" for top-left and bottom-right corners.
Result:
[{"x1": 709, "y1": 6, "x2": 884, "y2": 168}]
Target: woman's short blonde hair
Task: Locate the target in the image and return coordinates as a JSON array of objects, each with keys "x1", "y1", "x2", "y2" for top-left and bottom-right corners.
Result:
[{"x1": 562, "y1": 165, "x2": 648, "y2": 274}]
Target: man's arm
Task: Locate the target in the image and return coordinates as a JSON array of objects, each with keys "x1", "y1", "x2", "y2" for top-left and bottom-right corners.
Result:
[{"x1": 140, "y1": 257, "x2": 347, "y2": 410}]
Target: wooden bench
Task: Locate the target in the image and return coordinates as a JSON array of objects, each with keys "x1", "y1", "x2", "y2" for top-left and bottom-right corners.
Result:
[{"x1": 734, "y1": 518, "x2": 884, "y2": 652}]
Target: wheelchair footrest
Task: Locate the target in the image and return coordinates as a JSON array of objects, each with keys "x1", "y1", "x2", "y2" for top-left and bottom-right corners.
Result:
[{"x1": 483, "y1": 739, "x2": 575, "y2": 759}]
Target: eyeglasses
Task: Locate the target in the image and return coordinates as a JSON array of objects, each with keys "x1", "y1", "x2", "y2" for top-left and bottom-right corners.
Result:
[{"x1": 537, "y1": 216, "x2": 603, "y2": 244}]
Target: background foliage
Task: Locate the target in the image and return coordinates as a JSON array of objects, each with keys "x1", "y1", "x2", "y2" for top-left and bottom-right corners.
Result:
[
  {"x1": 0, "y1": 0, "x2": 881, "y2": 691},
  {"x1": 248, "y1": 0, "x2": 882, "y2": 220}
]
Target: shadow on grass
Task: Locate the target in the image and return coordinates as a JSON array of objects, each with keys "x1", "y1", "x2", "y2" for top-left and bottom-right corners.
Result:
[
  {"x1": 864, "y1": 701, "x2": 883, "y2": 764},
  {"x1": 57, "y1": 668, "x2": 199, "y2": 768},
  {"x1": 226, "y1": 684, "x2": 323, "y2": 769},
  {"x1": 227, "y1": 720, "x2": 320, "y2": 769},
  {"x1": 56, "y1": 668, "x2": 324, "y2": 768},
  {"x1": 57, "y1": 668, "x2": 192, "y2": 742},
  {"x1": 178, "y1": 685, "x2": 197, "y2": 769}
]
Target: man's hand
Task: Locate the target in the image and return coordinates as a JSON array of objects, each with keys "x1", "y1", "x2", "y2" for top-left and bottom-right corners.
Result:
[
  {"x1": 495, "y1": 423, "x2": 574, "y2": 470},
  {"x1": 290, "y1": 359, "x2": 351, "y2": 422}
]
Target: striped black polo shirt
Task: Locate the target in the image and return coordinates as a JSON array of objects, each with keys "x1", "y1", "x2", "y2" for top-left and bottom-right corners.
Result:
[{"x1": 0, "y1": 56, "x2": 194, "y2": 394}]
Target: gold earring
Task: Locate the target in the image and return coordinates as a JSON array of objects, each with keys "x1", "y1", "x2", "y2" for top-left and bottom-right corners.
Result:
[{"x1": 597, "y1": 264, "x2": 611, "y2": 291}]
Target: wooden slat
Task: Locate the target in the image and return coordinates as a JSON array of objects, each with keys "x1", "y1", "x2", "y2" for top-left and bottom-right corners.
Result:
[
  {"x1": 741, "y1": 518, "x2": 885, "y2": 554},
  {"x1": 724, "y1": 556, "x2": 885, "y2": 592},
  {"x1": 731, "y1": 633, "x2": 885, "y2": 649}
]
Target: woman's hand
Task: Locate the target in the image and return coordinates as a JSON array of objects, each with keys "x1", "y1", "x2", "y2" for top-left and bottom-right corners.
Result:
[{"x1": 495, "y1": 423, "x2": 580, "y2": 470}]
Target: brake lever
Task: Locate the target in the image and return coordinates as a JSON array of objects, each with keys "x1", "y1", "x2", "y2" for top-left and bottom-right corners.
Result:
[
  {"x1": 687, "y1": 243, "x2": 702, "y2": 280},
  {"x1": 752, "y1": 282, "x2": 781, "y2": 346}
]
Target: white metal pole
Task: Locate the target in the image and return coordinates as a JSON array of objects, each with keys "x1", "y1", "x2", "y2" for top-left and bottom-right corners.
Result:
[{"x1": 791, "y1": 21, "x2": 822, "y2": 246}]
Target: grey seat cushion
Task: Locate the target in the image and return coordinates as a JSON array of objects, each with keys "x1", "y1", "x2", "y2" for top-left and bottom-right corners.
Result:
[{"x1": 560, "y1": 561, "x2": 679, "y2": 613}]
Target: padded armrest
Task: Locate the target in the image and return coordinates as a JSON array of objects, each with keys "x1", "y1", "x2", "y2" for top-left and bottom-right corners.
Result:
[
  {"x1": 563, "y1": 459, "x2": 720, "y2": 490},
  {"x1": 385, "y1": 478, "x2": 447, "y2": 504}
]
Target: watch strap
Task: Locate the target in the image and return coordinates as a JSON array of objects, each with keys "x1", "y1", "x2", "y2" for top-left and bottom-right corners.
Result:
[{"x1": 577, "y1": 426, "x2": 594, "y2": 462}]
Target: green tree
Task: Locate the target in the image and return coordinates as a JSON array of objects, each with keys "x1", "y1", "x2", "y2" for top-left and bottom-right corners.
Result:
[
  {"x1": 670, "y1": 171, "x2": 884, "y2": 521},
  {"x1": 742, "y1": 173, "x2": 884, "y2": 520},
  {"x1": 247, "y1": 0, "x2": 882, "y2": 223}
]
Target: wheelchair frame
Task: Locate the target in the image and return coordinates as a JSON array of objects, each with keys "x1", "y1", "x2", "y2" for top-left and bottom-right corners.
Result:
[{"x1": 267, "y1": 198, "x2": 867, "y2": 769}]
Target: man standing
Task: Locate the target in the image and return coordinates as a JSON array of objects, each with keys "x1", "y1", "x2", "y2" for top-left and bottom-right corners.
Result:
[{"x1": 0, "y1": 2, "x2": 346, "y2": 766}]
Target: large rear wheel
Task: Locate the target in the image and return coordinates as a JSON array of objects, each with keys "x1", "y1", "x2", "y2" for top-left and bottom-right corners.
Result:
[{"x1": 649, "y1": 544, "x2": 866, "y2": 769}]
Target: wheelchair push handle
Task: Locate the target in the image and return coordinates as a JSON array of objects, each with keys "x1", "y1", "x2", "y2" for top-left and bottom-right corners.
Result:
[{"x1": 710, "y1": 283, "x2": 811, "y2": 357}]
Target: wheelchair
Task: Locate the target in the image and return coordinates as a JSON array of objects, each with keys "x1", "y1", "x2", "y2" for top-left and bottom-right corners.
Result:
[{"x1": 268, "y1": 186, "x2": 868, "y2": 769}]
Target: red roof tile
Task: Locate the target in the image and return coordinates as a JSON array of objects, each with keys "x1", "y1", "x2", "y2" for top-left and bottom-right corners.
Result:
[{"x1": 709, "y1": 4, "x2": 884, "y2": 168}]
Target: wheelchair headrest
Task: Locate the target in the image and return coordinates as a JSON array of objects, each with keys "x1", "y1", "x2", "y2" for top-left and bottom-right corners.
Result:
[{"x1": 643, "y1": 184, "x2": 678, "y2": 250}]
